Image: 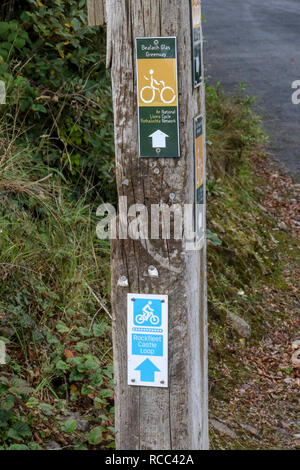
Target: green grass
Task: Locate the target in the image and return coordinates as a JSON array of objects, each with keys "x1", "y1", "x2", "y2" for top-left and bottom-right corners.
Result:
[{"x1": 0, "y1": 130, "x2": 114, "y2": 449}]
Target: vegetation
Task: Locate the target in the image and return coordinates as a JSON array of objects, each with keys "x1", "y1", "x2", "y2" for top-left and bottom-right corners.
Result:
[{"x1": 0, "y1": 1, "x2": 298, "y2": 450}]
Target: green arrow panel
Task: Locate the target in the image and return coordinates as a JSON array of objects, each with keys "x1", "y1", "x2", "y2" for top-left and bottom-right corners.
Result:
[{"x1": 136, "y1": 37, "x2": 180, "y2": 158}]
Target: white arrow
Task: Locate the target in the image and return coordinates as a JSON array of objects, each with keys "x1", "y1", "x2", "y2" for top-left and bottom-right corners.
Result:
[
  {"x1": 149, "y1": 130, "x2": 169, "y2": 149},
  {"x1": 195, "y1": 56, "x2": 200, "y2": 74}
]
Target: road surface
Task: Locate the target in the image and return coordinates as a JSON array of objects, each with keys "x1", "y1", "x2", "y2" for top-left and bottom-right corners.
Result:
[{"x1": 203, "y1": 0, "x2": 300, "y2": 181}]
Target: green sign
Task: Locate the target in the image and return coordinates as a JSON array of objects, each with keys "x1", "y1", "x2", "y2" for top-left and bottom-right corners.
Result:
[
  {"x1": 136, "y1": 37, "x2": 180, "y2": 158},
  {"x1": 191, "y1": 0, "x2": 202, "y2": 88}
]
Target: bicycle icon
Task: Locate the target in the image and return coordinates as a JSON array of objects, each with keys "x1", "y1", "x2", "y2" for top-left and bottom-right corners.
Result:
[
  {"x1": 135, "y1": 301, "x2": 160, "y2": 326},
  {"x1": 140, "y1": 69, "x2": 176, "y2": 105}
]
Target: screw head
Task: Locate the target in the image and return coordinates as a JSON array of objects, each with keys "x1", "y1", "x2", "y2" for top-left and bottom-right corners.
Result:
[
  {"x1": 148, "y1": 265, "x2": 159, "y2": 278},
  {"x1": 118, "y1": 276, "x2": 129, "y2": 287}
]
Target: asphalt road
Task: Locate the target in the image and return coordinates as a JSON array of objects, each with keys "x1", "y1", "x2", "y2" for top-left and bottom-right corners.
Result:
[{"x1": 203, "y1": 0, "x2": 300, "y2": 181}]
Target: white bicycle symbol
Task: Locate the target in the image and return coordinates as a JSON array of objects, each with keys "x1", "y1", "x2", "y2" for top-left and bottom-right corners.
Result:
[
  {"x1": 135, "y1": 301, "x2": 160, "y2": 325},
  {"x1": 140, "y1": 69, "x2": 176, "y2": 105}
]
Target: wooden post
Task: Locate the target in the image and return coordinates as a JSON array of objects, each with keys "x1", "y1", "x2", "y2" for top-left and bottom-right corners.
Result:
[{"x1": 87, "y1": 0, "x2": 208, "y2": 450}]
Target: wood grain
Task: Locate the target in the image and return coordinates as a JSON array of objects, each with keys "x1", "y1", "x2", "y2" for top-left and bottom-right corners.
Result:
[
  {"x1": 88, "y1": 0, "x2": 209, "y2": 450},
  {"x1": 87, "y1": 0, "x2": 106, "y2": 26}
]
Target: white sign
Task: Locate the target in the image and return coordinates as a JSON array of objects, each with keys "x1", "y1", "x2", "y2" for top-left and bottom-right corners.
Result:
[{"x1": 127, "y1": 293, "x2": 168, "y2": 388}]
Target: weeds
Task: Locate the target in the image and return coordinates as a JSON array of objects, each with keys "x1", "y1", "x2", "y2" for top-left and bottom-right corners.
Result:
[{"x1": 0, "y1": 130, "x2": 113, "y2": 449}]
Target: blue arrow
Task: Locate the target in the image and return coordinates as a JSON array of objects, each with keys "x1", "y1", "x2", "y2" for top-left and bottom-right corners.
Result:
[{"x1": 135, "y1": 359, "x2": 160, "y2": 382}]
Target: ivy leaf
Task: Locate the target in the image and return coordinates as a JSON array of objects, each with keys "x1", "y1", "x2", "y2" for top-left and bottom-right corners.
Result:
[
  {"x1": 31, "y1": 103, "x2": 47, "y2": 113},
  {"x1": 14, "y1": 38, "x2": 26, "y2": 50},
  {"x1": 7, "y1": 427, "x2": 22, "y2": 441},
  {"x1": 93, "y1": 323, "x2": 105, "y2": 337},
  {"x1": 1, "y1": 394, "x2": 15, "y2": 410},
  {"x1": 0, "y1": 22, "x2": 9, "y2": 35},
  {"x1": 13, "y1": 421, "x2": 32, "y2": 438},
  {"x1": 71, "y1": 18, "x2": 81, "y2": 31},
  {"x1": 0, "y1": 376, "x2": 9, "y2": 385},
  {"x1": 9, "y1": 378, "x2": 32, "y2": 396},
  {"x1": 38, "y1": 403, "x2": 53, "y2": 415},
  {"x1": 55, "y1": 360, "x2": 69, "y2": 373},
  {"x1": 8, "y1": 444, "x2": 29, "y2": 450},
  {"x1": 100, "y1": 389, "x2": 113, "y2": 398},
  {"x1": 0, "y1": 409, "x2": 11, "y2": 426},
  {"x1": 61, "y1": 418, "x2": 77, "y2": 433},
  {"x1": 88, "y1": 426, "x2": 102, "y2": 446},
  {"x1": 8, "y1": 32, "x2": 18, "y2": 42},
  {"x1": 26, "y1": 397, "x2": 39, "y2": 409},
  {"x1": 56, "y1": 321, "x2": 69, "y2": 334}
]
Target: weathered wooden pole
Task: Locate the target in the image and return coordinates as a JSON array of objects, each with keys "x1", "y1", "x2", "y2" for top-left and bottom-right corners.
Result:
[
  {"x1": 87, "y1": 0, "x2": 106, "y2": 27},
  {"x1": 88, "y1": 0, "x2": 208, "y2": 450}
]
